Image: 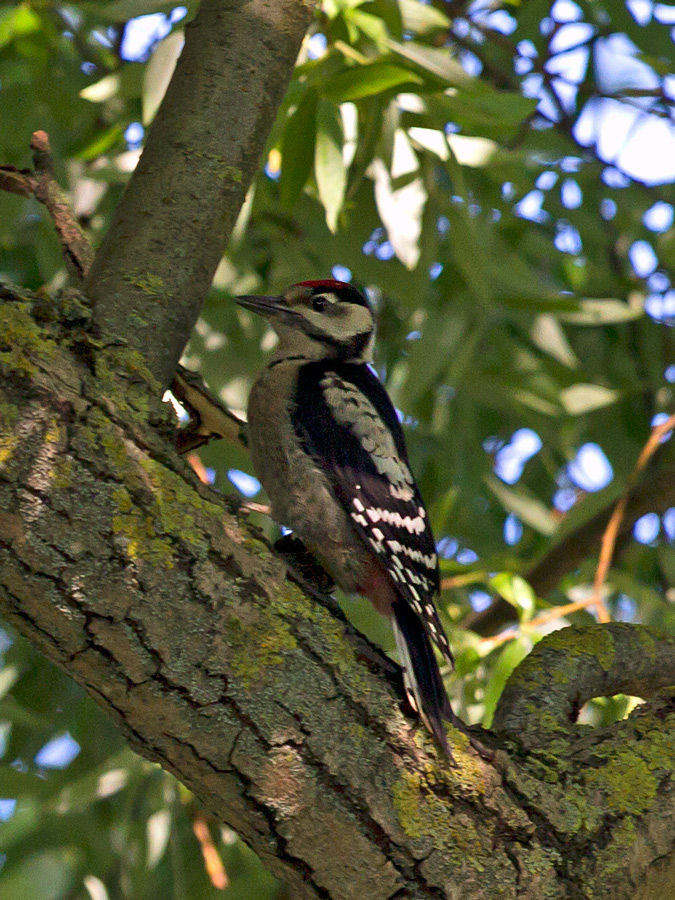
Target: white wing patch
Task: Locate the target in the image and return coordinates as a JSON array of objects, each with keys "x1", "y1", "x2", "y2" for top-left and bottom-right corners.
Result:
[{"x1": 366, "y1": 506, "x2": 426, "y2": 534}]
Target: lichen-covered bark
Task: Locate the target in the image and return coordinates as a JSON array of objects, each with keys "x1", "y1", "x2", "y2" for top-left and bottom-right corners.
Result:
[{"x1": 1, "y1": 284, "x2": 675, "y2": 900}]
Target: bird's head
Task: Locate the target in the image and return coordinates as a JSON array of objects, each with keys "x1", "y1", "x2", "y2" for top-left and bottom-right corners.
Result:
[{"x1": 237, "y1": 280, "x2": 374, "y2": 363}]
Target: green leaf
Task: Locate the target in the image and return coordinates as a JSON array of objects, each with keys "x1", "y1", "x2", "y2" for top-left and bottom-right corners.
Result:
[
  {"x1": 530, "y1": 314, "x2": 580, "y2": 368},
  {"x1": 142, "y1": 29, "x2": 184, "y2": 125},
  {"x1": 490, "y1": 573, "x2": 536, "y2": 622},
  {"x1": 79, "y1": 0, "x2": 184, "y2": 20},
  {"x1": 0, "y1": 7, "x2": 41, "y2": 50},
  {"x1": 453, "y1": 646, "x2": 481, "y2": 677},
  {"x1": 485, "y1": 476, "x2": 557, "y2": 536},
  {"x1": 72, "y1": 126, "x2": 124, "y2": 162},
  {"x1": 0, "y1": 696, "x2": 53, "y2": 730},
  {"x1": 361, "y1": 0, "x2": 403, "y2": 39},
  {"x1": 658, "y1": 545, "x2": 675, "y2": 587},
  {"x1": 0, "y1": 799, "x2": 41, "y2": 853},
  {"x1": 482, "y1": 636, "x2": 535, "y2": 728},
  {"x1": 345, "y1": 9, "x2": 389, "y2": 47},
  {"x1": 280, "y1": 89, "x2": 318, "y2": 208},
  {"x1": 388, "y1": 40, "x2": 474, "y2": 87},
  {"x1": 425, "y1": 90, "x2": 536, "y2": 137},
  {"x1": 399, "y1": 307, "x2": 470, "y2": 406},
  {"x1": 560, "y1": 383, "x2": 620, "y2": 415},
  {"x1": 323, "y1": 63, "x2": 423, "y2": 101},
  {"x1": 398, "y1": 0, "x2": 450, "y2": 34},
  {"x1": 79, "y1": 73, "x2": 120, "y2": 103},
  {"x1": 51, "y1": 751, "x2": 137, "y2": 813},
  {"x1": 315, "y1": 100, "x2": 347, "y2": 232},
  {"x1": 0, "y1": 851, "x2": 77, "y2": 900},
  {"x1": 557, "y1": 298, "x2": 645, "y2": 325},
  {"x1": 500, "y1": 295, "x2": 581, "y2": 313},
  {"x1": 0, "y1": 663, "x2": 18, "y2": 699}
]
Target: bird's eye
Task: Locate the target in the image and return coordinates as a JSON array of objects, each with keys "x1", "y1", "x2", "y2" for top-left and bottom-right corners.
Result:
[{"x1": 312, "y1": 296, "x2": 326, "y2": 312}]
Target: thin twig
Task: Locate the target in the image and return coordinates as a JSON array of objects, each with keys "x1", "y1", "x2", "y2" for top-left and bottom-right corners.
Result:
[
  {"x1": 0, "y1": 131, "x2": 93, "y2": 279},
  {"x1": 192, "y1": 815, "x2": 228, "y2": 890},
  {"x1": 440, "y1": 571, "x2": 486, "y2": 591},
  {"x1": 466, "y1": 457, "x2": 675, "y2": 635},
  {"x1": 479, "y1": 594, "x2": 608, "y2": 651},
  {"x1": 478, "y1": 413, "x2": 675, "y2": 650},
  {"x1": 590, "y1": 412, "x2": 675, "y2": 618}
]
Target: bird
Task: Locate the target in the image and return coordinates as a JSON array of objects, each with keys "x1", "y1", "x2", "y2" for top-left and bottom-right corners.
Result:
[{"x1": 237, "y1": 279, "x2": 456, "y2": 753}]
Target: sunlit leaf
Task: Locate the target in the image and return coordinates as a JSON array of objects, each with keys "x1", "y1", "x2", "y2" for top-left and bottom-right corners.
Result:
[
  {"x1": 345, "y1": 9, "x2": 389, "y2": 47},
  {"x1": 323, "y1": 63, "x2": 423, "y2": 101},
  {"x1": 147, "y1": 809, "x2": 172, "y2": 868},
  {"x1": 0, "y1": 7, "x2": 41, "y2": 49},
  {"x1": 557, "y1": 298, "x2": 645, "y2": 325},
  {"x1": 79, "y1": 74, "x2": 121, "y2": 103},
  {"x1": 560, "y1": 384, "x2": 620, "y2": 415},
  {"x1": 388, "y1": 40, "x2": 474, "y2": 87},
  {"x1": 280, "y1": 89, "x2": 318, "y2": 208},
  {"x1": 371, "y1": 129, "x2": 425, "y2": 268},
  {"x1": 398, "y1": 0, "x2": 450, "y2": 34},
  {"x1": 490, "y1": 573, "x2": 536, "y2": 622},
  {"x1": 142, "y1": 29, "x2": 185, "y2": 125},
  {"x1": 315, "y1": 99, "x2": 347, "y2": 231}
]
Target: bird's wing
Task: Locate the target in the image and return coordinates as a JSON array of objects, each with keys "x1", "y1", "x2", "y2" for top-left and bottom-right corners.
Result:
[{"x1": 292, "y1": 362, "x2": 452, "y2": 665}]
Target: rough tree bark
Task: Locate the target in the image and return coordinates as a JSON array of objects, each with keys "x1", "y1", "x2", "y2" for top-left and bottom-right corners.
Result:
[{"x1": 1, "y1": 2, "x2": 674, "y2": 899}]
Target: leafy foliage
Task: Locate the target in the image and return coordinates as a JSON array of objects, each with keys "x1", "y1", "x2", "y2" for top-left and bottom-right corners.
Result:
[{"x1": 1, "y1": 0, "x2": 675, "y2": 897}]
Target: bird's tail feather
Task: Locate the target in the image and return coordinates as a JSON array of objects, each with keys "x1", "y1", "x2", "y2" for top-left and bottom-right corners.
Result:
[{"x1": 392, "y1": 600, "x2": 453, "y2": 754}]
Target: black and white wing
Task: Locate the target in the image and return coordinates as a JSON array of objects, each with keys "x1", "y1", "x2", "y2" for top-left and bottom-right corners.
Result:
[{"x1": 292, "y1": 361, "x2": 452, "y2": 667}]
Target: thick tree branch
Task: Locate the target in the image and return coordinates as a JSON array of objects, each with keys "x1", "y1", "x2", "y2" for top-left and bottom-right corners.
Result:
[
  {"x1": 2, "y1": 285, "x2": 675, "y2": 900},
  {"x1": 493, "y1": 624, "x2": 675, "y2": 744},
  {"x1": 84, "y1": 0, "x2": 316, "y2": 387}
]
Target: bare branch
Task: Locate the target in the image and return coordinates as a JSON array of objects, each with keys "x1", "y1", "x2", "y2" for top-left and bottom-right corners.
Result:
[
  {"x1": 172, "y1": 365, "x2": 247, "y2": 454},
  {"x1": 0, "y1": 130, "x2": 93, "y2": 279},
  {"x1": 590, "y1": 413, "x2": 675, "y2": 614}
]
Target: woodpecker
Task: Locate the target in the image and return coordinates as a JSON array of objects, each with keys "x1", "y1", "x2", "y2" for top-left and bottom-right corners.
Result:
[{"x1": 237, "y1": 280, "x2": 455, "y2": 752}]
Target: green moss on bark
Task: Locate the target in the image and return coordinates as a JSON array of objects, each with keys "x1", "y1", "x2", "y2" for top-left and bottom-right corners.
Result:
[{"x1": 0, "y1": 303, "x2": 57, "y2": 377}]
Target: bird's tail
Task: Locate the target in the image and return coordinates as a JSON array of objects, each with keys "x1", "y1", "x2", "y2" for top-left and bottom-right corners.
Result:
[{"x1": 392, "y1": 599, "x2": 454, "y2": 754}]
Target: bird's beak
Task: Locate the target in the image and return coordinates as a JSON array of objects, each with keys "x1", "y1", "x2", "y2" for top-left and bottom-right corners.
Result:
[{"x1": 236, "y1": 294, "x2": 289, "y2": 320}]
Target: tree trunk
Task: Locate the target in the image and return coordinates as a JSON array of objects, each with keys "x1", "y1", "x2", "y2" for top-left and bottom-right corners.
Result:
[{"x1": 1, "y1": 1, "x2": 675, "y2": 898}]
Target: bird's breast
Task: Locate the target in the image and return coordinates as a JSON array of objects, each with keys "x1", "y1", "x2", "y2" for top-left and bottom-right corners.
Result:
[{"x1": 246, "y1": 364, "x2": 370, "y2": 593}]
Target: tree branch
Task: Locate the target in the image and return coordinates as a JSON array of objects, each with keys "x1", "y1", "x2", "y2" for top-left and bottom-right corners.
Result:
[
  {"x1": 171, "y1": 365, "x2": 247, "y2": 453},
  {"x1": 83, "y1": 0, "x2": 316, "y2": 388},
  {"x1": 0, "y1": 130, "x2": 93, "y2": 279},
  {"x1": 2, "y1": 284, "x2": 675, "y2": 900},
  {"x1": 466, "y1": 456, "x2": 675, "y2": 635},
  {"x1": 493, "y1": 623, "x2": 675, "y2": 744}
]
